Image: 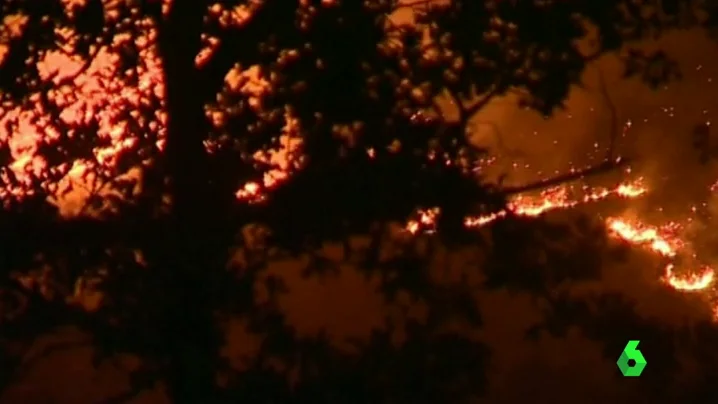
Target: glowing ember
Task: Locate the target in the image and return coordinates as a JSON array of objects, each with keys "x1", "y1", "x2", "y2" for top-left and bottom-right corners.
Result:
[
  {"x1": 235, "y1": 181, "x2": 265, "y2": 204},
  {"x1": 406, "y1": 207, "x2": 440, "y2": 235}
]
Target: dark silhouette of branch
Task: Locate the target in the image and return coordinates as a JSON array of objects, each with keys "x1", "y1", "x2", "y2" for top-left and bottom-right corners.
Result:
[
  {"x1": 44, "y1": 45, "x2": 102, "y2": 87},
  {"x1": 444, "y1": 84, "x2": 502, "y2": 126},
  {"x1": 501, "y1": 157, "x2": 630, "y2": 196},
  {"x1": 463, "y1": 86, "x2": 501, "y2": 121}
]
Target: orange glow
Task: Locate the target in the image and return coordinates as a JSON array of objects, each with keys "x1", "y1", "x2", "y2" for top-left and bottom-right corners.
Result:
[
  {"x1": 663, "y1": 264, "x2": 714, "y2": 291},
  {"x1": 404, "y1": 174, "x2": 717, "y2": 313},
  {"x1": 1, "y1": 3, "x2": 718, "y2": 322},
  {"x1": 462, "y1": 178, "x2": 647, "y2": 228},
  {"x1": 405, "y1": 207, "x2": 440, "y2": 235},
  {"x1": 0, "y1": 9, "x2": 167, "y2": 213},
  {"x1": 606, "y1": 218, "x2": 681, "y2": 258}
]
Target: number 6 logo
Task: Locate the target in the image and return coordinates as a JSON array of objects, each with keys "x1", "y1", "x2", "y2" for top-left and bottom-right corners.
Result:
[{"x1": 617, "y1": 340, "x2": 647, "y2": 377}]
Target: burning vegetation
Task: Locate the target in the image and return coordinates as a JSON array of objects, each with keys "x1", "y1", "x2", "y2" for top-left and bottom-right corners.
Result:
[
  {"x1": 2, "y1": 0, "x2": 718, "y2": 402},
  {"x1": 0, "y1": 0, "x2": 717, "y2": 341}
]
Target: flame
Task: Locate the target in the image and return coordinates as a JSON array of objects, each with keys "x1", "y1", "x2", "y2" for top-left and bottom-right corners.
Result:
[
  {"x1": 405, "y1": 207, "x2": 440, "y2": 235},
  {"x1": 605, "y1": 218, "x2": 714, "y2": 291},
  {"x1": 462, "y1": 178, "x2": 647, "y2": 228},
  {"x1": 663, "y1": 264, "x2": 714, "y2": 291},
  {"x1": 606, "y1": 218, "x2": 681, "y2": 257},
  {"x1": 0, "y1": 4, "x2": 716, "y2": 320},
  {"x1": 404, "y1": 175, "x2": 717, "y2": 310},
  {"x1": 236, "y1": 181, "x2": 265, "y2": 204}
]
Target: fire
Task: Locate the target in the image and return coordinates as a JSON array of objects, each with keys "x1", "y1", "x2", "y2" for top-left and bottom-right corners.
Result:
[
  {"x1": 462, "y1": 178, "x2": 647, "y2": 228},
  {"x1": 404, "y1": 175, "x2": 717, "y2": 315},
  {"x1": 0, "y1": 4, "x2": 715, "y2": 320},
  {"x1": 235, "y1": 181, "x2": 265, "y2": 204},
  {"x1": 406, "y1": 207, "x2": 440, "y2": 235},
  {"x1": 606, "y1": 218, "x2": 681, "y2": 257},
  {"x1": 605, "y1": 218, "x2": 714, "y2": 291},
  {"x1": 663, "y1": 264, "x2": 714, "y2": 291}
]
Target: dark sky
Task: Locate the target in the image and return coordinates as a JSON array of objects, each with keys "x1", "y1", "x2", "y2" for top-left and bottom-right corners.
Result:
[{"x1": 3, "y1": 26, "x2": 718, "y2": 404}]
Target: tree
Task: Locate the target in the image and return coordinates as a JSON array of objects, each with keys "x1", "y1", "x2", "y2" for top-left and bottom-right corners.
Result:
[{"x1": 0, "y1": 0, "x2": 716, "y2": 402}]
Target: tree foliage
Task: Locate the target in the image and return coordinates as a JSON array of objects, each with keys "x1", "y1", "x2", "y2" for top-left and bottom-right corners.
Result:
[{"x1": 0, "y1": 0, "x2": 717, "y2": 402}]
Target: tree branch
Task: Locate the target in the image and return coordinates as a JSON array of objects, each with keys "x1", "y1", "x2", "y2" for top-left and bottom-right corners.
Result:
[
  {"x1": 195, "y1": 1, "x2": 283, "y2": 104},
  {"x1": 501, "y1": 157, "x2": 630, "y2": 196},
  {"x1": 462, "y1": 86, "x2": 501, "y2": 121},
  {"x1": 45, "y1": 45, "x2": 102, "y2": 87},
  {"x1": 442, "y1": 83, "x2": 501, "y2": 128},
  {"x1": 443, "y1": 88, "x2": 465, "y2": 123}
]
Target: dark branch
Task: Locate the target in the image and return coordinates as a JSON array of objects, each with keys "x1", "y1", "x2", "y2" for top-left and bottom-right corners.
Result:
[
  {"x1": 501, "y1": 158, "x2": 630, "y2": 196},
  {"x1": 443, "y1": 88, "x2": 465, "y2": 123},
  {"x1": 462, "y1": 86, "x2": 501, "y2": 121},
  {"x1": 45, "y1": 45, "x2": 102, "y2": 87}
]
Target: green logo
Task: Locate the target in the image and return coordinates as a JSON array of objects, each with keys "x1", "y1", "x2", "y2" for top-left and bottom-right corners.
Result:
[{"x1": 617, "y1": 340, "x2": 647, "y2": 377}]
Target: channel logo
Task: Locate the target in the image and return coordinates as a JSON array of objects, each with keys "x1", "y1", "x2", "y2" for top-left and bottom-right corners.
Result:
[{"x1": 617, "y1": 340, "x2": 647, "y2": 377}]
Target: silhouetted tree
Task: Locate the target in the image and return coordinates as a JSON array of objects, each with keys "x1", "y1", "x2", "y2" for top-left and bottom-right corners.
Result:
[{"x1": 0, "y1": 0, "x2": 716, "y2": 402}]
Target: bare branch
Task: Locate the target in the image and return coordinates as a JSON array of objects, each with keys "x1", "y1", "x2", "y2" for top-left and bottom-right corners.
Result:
[
  {"x1": 463, "y1": 86, "x2": 501, "y2": 121},
  {"x1": 77, "y1": 176, "x2": 114, "y2": 217},
  {"x1": 46, "y1": 45, "x2": 103, "y2": 87},
  {"x1": 501, "y1": 157, "x2": 630, "y2": 196},
  {"x1": 441, "y1": 83, "x2": 501, "y2": 127}
]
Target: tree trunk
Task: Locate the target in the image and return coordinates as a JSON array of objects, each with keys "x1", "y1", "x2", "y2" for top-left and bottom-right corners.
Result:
[{"x1": 155, "y1": 2, "x2": 227, "y2": 402}]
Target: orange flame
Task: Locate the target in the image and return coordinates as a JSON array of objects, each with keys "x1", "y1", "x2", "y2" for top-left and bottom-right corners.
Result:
[
  {"x1": 405, "y1": 176, "x2": 716, "y2": 302},
  {"x1": 663, "y1": 264, "x2": 714, "y2": 291},
  {"x1": 606, "y1": 218, "x2": 681, "y2": 257},
  {"x1": 0, "y1": 5, "x2": 716, "y2": 319},
  {"x1": 462, "y1": 178, "x2": 647, "y2": 228},
  {"x1": 605, "y1": 218, "x2": 714, "y2": 291}
]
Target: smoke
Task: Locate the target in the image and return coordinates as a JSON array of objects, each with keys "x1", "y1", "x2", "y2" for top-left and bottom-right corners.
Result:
[{"x1": 473, "y1": 30, "x2": 718, "y2": 218}]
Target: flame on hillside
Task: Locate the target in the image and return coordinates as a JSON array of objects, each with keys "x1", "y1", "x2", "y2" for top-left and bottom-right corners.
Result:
[{"x1": 405, "y1": 175, "x2": 718, "y2": 320}]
